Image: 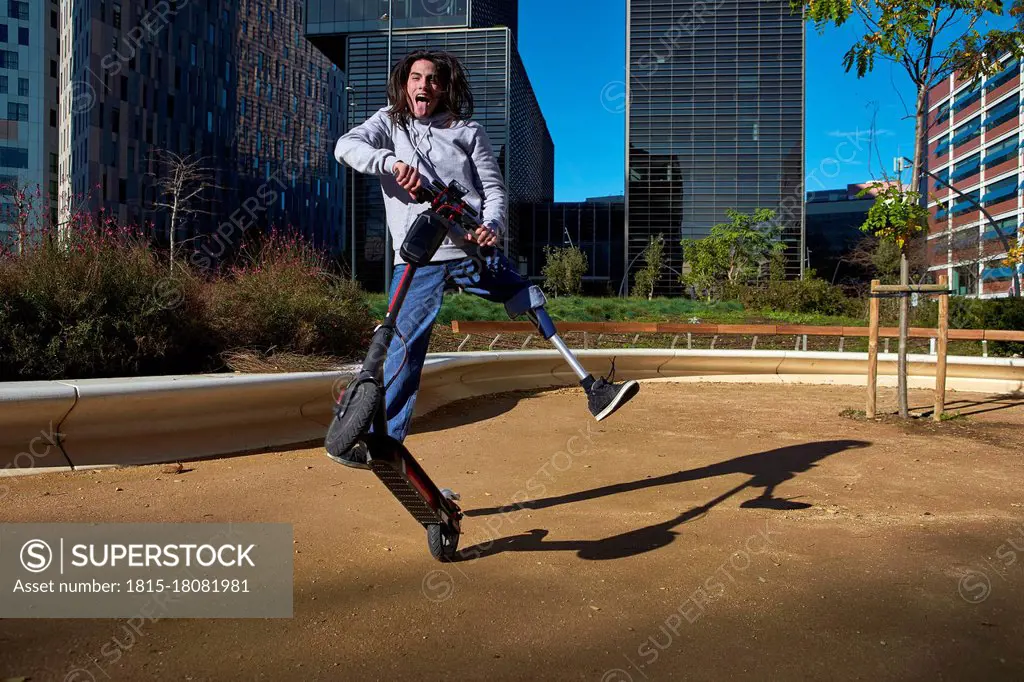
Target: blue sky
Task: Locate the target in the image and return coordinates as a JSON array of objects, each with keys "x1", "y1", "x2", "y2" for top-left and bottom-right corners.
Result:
[{"x1": 514, "y1": 0, "x2": 999, "y2": 202}]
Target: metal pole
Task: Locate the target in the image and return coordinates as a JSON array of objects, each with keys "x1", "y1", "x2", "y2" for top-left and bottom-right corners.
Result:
[{"x1": 383, "y1": 0, "x2": 394, "y2": 295}]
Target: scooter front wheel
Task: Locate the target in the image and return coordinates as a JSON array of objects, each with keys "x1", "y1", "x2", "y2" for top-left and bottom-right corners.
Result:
[
  {"x1": 426, "y1": 522, "x2": 460, "y2": 562},
  {"x1": 325, "y1": 379, "x2": 380, "y2": 460}
]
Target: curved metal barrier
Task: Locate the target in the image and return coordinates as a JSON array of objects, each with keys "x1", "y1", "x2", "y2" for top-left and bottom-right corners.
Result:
[{"x1": 1, "y1": 350, "x2": 1021, "y2": 476}]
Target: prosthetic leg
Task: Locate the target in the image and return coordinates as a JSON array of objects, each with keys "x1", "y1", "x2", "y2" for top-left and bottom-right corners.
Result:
[{"x1": 505, "y1": 286, "x2": 640, "y2": 421}]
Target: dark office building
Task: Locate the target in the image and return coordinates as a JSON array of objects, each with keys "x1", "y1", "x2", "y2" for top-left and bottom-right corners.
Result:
[
  {"x1": 516, "y1": 201, "x2": 626, "y2": 294},
  {"x1": 306, "y1": 0, "x2": 554, "y2": 290},
  {"x1": 626, "y1": 0, "x2": 805, "y2": 295},
  {"x1": 58, "y1": 0, "x2": 345, "y2": 256},
  {"x1": 805, "y1": 183, "x2": 877, "y2": 285}
]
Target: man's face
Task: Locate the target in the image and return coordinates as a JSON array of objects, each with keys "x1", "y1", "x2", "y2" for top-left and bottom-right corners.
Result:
[{"x1": 406, "y1": 59, "x2": 444, "y2": 119}]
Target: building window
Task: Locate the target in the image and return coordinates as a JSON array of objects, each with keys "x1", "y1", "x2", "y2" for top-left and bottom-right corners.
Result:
[
  {"x1": 983, "y1": 217, "x2": 1018, "y2": 244},
  {"x1": 985, "y1": 58, "x2": 1018, "y2": 92},
  {"x1": 951, "y1": 153, "x2": 981, "y2": 183},
  {"x1": 7, "y1": 2, "x2": 27, "y2": 21},
  {"x1": 954, "y1": 85, "x2": 982, "y2": 113},
  {"x1": 953, "y1": 265, "x2": 978, "y2": 296},
  {"x1": 0, "y1": 50, "x2": 17, "y2": 69},
  {"x1": 112, "y1": 3, "x2": 121, "y2": 30},
  {"x1": 952, "y1": 116, "x2": 982, "y2": 147},
  {"x1": 111, "y1": 108, "x2": 119, "y2": 134},
  {"x1": 950, "y1": 189, "x2": 980, "y2": 217},
  {"x1": 982, "y1": 135, "x2": 1019, "y2": 168},
  {"x1": 50, "y1": 109, "x2": 56, "y2": 127},
  {"x1": 16, "y1": 26, "x2": 26, "y2": 45},
  {"x1": 16, "y1": 77, "x2": 25, "y2": 96},
  {"x1": 0, "y1": 25, "x2": 6, "y2": 43},
  {"x1": 982, "y1": 259, "x2": 1014, "y2": 282},
  {"x1": 0, "y1": 146, "x2": 28, "y2": 168},
  {"x1": 981, "y1": 175, "x2": 1018, "y2": 205},
  {"x1": 190, "y1": 43, "x2": 196, "y2": 66},
  {"x1": 7, "y1": 102, "x2": 27, "y2": 122},
  {"x1": 50, "y1": 59, "x2": 56, "y2": 79}
]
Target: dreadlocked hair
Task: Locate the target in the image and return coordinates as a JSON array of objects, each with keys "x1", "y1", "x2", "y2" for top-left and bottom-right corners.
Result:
[{"x1": 387, "y1": 50, "x2": 474, "y2": 128}]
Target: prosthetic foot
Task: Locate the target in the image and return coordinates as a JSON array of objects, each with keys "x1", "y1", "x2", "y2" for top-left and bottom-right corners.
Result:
[{"x1": 506, "y1": 286, "x2": 640, "y2": 421}]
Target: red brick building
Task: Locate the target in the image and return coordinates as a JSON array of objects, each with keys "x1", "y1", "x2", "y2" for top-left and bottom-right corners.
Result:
[{"x1": 925, "y1": 55, "x2": 1023, "y2": 297}]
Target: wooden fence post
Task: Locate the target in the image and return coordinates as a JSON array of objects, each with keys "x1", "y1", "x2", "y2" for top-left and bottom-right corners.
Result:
[
  {"x1": 934, "y1": 275, "x2": 949, "y2": 422},
  {"x1": 867, "y1": 279, "x2": 880, "y2": 419}
]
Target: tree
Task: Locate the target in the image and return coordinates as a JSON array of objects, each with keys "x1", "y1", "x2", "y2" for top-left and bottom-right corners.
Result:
[
  {"x1": 793, "y1": 0, "x2": 1024, "y2": 417},
  {"x1": 681, "y1": 208, "x2": 783, "y2": 301},
  {"x1": 1005, "y1": 226, "x2": 1024, "y2": 292},
  {"x1": 0, "y1": 180, "x2": 53, "y2": 255},
  {"x1": 150, "y1": 150, "x2": 217, "y2": 272},
  {"x1": 631, "y1": 234, "x2": 665, "y2": 300},
  {"x1": 541, "y1": 245, "x2": 588, "y2": 297}
]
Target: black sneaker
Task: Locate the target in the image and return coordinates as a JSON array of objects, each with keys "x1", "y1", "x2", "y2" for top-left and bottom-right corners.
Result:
[
  {"x1": 586, "y1": 360, "x2": 640, "y2": 421},
  {"x1": 325, "y1": 440, "x2": 371, "y2": 470}
]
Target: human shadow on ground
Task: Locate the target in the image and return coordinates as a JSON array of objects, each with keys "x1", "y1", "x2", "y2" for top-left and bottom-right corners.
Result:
[{"x1": 455, "y1": 439, "x2": 870, "y2": 562}]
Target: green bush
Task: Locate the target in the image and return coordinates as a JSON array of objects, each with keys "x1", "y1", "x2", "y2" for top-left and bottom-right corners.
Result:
[
  {"x1": 725, "y1": 278, "x2": 863, "y2": 319},
  {"x1": 208, "y1": 233, "x2": 373, "y2": 357},
  {"x1": 0, "y1": 227, "x2": 375, "y2": 381},
  {"x1": 914, "y1": 296, "x2": 1024, "y2": 356},
  {"x1": 541, "y1": 245, "x2": 588, "y2": 297},
  {"x1": 0, "y1": 229, "x2": 213, "y2": 381}
]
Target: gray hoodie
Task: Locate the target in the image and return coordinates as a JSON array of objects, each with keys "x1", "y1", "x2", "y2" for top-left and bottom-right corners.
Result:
[{"x1": 333, "y1": 107, "x2": 507, "y2": 265}]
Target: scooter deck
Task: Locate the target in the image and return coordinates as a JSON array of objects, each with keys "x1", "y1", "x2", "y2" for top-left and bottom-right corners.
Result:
[
  {"x1": 365, "y1": 434, "x2": 461, "y2": 528},
  {"x1": 368, "y1": 458, "x2": 441, "y2": 525}
]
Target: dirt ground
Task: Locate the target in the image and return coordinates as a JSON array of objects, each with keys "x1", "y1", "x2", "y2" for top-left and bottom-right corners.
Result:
[{"x1": 2, "y1": 382, "x2": 1024, "y2": 681}]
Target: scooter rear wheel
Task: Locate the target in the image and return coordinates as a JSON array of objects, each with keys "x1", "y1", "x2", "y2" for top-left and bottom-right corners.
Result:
[{"x1": 426, "y1": 523, "x2": 459, "y2": 562}]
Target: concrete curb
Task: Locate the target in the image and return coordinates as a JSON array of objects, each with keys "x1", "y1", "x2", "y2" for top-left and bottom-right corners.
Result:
[{"x1": 1, "y1": 351, "x2": 1021, "y2": 476}]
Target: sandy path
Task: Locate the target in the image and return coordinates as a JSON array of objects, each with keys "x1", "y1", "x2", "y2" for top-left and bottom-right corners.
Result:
[{"x1": 2, "y1": 382, "x2": 1023, "y2": 681}]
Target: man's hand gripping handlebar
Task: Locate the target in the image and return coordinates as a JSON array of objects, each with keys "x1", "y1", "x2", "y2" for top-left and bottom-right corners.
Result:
[{"x1": 413, "y1": 179, "x2": 498, "y2": 250}]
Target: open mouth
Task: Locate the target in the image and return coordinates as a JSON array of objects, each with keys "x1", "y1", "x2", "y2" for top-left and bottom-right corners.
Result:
[{"x1": 415, "y1": 94, "x2": 431, "y2": 103}]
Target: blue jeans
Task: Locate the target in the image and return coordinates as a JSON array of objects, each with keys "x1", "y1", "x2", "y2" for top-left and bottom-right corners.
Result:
[{"x1": 379, "y1": 251, "x2": 532, "y2": 442}]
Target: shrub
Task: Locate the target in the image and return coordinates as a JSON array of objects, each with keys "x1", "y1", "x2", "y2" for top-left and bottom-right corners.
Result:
[
  {"x1": 726, "y1": 277, "x2": 862, "y2": 318},
  {"x1": 631, "y1": 234, "x2": 665, "y2": 300},
  {"x1": 915, "y1": 296, "x2": 1024, "y2": 356},
  {"x1": 541, "y1": 245, "x2": 587, "y2": 297},
  {"x1": 207, "y1": 231, "x2": 374, "y2": 359},
  {"x1": 1, "y1": 224, "x2": 375, "y2": 380},
  {"x1": 0, "y1": 224, "x2": 212, "y2": 381}
]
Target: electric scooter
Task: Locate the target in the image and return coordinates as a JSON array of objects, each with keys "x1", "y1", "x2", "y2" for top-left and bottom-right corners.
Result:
[{"x1": 325, "y1": 178, "x2": 486, "y2": 562}]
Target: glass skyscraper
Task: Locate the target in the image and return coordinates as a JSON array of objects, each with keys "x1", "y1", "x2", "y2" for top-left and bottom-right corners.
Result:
[
  {"x1": 306, "y1": 0, "x2": 553, "y2": 289},
  {"x1": 57, "y1": 0, "x2": 345, "y2": 257},
  {"x1": 626, "y1": 0, "x2": 805, "y2": 295}
]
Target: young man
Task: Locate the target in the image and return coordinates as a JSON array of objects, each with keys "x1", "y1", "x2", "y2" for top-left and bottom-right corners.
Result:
[{"x1": 331, "y1": 50, "x2": 638, "y2": 468}]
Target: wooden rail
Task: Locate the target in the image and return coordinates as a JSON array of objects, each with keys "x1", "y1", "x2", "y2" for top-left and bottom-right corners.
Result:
[{"x1": 450, "y1": 320, "x2": 1024, "y2": 343}]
